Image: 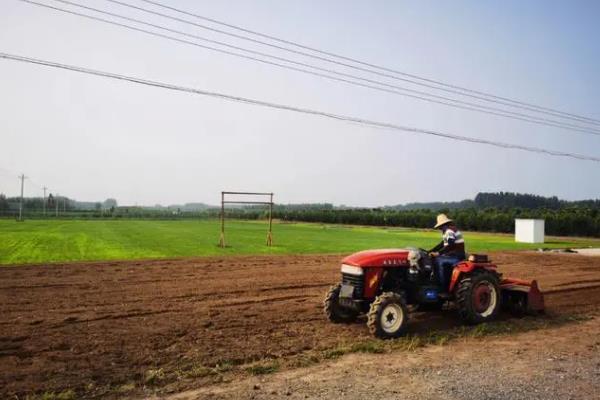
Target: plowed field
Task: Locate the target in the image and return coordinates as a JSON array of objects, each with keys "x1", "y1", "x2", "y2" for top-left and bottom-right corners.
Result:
[{"x1": 1, "y1": 251, "x2": 599, "y2": 398}]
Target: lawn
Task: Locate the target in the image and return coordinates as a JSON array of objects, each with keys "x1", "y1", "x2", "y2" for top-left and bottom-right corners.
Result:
[{"x1": 0, "y1": 219, "x2": 599, "y2": 265}]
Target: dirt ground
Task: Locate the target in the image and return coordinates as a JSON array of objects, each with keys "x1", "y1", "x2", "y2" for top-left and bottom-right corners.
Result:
[
  {"x1": 1, "y1": 251, "x2": 600, "y2": 399},
  {"x1": 166, "y1": 316, "x2": 600, "y2": 400},
  {"x1": 574, "y1": 247, "x2": 600, "y2": 256}
]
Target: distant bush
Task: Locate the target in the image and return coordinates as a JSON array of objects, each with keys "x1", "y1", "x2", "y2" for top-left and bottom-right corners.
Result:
[
  {"x1": 2, "y1": 191, "x2": 598, "y2": 237},
  {"x1": 274, "y1": 208, "x2": 600, "y2": 238}
]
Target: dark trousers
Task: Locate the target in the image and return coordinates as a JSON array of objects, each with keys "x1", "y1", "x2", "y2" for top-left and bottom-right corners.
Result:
[{"x1": 435, "y1": 255, "x2": 462, "y2": 290}]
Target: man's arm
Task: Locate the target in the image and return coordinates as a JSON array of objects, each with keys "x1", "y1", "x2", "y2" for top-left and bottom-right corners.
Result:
[
  {"x1": 429, "y1": 240, "x2": 444, "y2": 253},
  {"x1": 438, "y1": 231, "x2": 457, "y2": 255}
]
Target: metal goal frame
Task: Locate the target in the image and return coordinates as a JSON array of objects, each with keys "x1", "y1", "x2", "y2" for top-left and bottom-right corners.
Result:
[{"x1": 219, "y1": 191, "x2": 274, "y2": 247}]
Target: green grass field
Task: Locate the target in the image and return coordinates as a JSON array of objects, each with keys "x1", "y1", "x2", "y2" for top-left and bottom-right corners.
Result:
[{"x1": 1, "y1": 219, "x2": 599, "y2": 265}]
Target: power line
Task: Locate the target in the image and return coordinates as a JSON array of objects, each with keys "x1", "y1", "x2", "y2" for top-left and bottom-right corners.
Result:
[
  {"x1": 122, "y1": 0, "x2": 600, "y2": 127},
  {"x1": 60, "y1": 0, "x2": 600, "y2": 135},
  {"x1": 0, "y1": 166, "x2": 20, "y2": 178},
  {"x1": 27, "y1": 177, "x2": 48, "y2": 193},
  {"x1": 54, "y1": 0, "x2": 600, "y2": 135},
  {"x1": 4, "y1": 169, "x2": 67, "y2": 201},
  {"x1": 1, "y1": 51, "x2": 598, "y2": 163},
  {"x1": 0, "y1": 168, "x2": 69, "y2": 218},
  {"x1": 18, "y1": 0, "x2": 600, "y2": 137}
]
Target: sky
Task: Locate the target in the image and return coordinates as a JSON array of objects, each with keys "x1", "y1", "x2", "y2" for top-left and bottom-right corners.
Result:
[{"x1": 0, "y1": 0, "x2": 599, "y2": 207}]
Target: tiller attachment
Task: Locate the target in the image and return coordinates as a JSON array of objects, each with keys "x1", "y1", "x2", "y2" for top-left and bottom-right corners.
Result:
[{"x1": 500, "y1": 278, "x2": 545, "y2": 315}]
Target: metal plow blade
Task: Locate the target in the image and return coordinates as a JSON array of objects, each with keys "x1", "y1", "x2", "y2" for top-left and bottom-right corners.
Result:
[{"x1": 500, "y1": 278, "x2": 545, "y2": 315}]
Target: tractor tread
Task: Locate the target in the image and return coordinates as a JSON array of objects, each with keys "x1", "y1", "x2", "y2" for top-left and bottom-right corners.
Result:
[
  {"x1": 456, "y1": 270, "x2": 501, "y2": 325},
  {"x1": 323, "y1": 284, "x2": 357, "y2": 323}
]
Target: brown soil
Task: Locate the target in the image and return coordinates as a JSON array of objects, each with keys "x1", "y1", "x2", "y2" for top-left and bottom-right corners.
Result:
[
  {"x1": 169, "y1": 315, "x2": 600, "y2": 400},
  {"x1": 1, "y1": 251, "x2": 599, "y2": 399}
]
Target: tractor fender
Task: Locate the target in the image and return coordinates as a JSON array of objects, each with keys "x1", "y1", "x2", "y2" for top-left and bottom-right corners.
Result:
[{"x1": 448, "y1": 261, "x2": 498, "y2": 293}]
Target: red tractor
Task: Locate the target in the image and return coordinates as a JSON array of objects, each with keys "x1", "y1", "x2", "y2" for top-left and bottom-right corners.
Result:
[{"x1": 324, "y1": 248, "x2": 544, "y2": 338}]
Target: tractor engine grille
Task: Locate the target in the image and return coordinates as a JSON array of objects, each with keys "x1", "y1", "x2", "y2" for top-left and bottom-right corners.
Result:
[{"x1": 342, "y1": 273, "x2": 364, "y2": 298}]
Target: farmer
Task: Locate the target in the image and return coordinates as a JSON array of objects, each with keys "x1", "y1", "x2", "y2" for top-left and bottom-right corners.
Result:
[{"x1": 429, "y1": 214, "x2": 466, "y2": 291}]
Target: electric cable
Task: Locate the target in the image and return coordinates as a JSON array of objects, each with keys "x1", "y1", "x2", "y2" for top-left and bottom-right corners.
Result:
[
  {"x1": 117, "y1": 0, "x2": 600, "y2": 126},
  {"x1": 17, "y1": 0, "x2": 600, "y2": 136},
  {"x1": 1, "y1": 51, "x2": 598, "y2": 163}
]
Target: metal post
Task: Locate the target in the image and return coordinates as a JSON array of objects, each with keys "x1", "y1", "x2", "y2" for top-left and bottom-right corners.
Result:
[
  {"x1": 18, "y1": 174, "x2": 25, "y2": 221},
  {"x1": 219, "y1": 191, "x2": 273, "y2": 248},
  {"x1": 56, "y1": 193, "x2": 59, "y2": 217},
  {"x1": 266, "y1": 192, "x2": 273, "y2": 246},
  {"x1": 43, "y1": 186, "x2": 47, "y2": 216},
  {"x1": 219, "y1": 191, "x2": 225, "y2": 247}
]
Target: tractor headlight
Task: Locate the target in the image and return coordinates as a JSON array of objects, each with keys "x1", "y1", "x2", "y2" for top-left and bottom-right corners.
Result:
[{"x1": 341, "y1": 264, "x2": 363, "y2": 276}]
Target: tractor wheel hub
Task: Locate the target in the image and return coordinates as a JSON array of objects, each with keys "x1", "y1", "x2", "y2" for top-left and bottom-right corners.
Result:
[
  {"x1": 473, "y1": 281, "x2": 497, "y2": 317},
  {"x1": 381, "y1": 303, "x2": 404, "y2": 333}
]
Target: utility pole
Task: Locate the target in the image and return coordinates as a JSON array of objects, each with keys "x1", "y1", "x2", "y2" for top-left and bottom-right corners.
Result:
[
  {"x1": 18, "y1": 174, "x2": 25, "y2": 221},
  {"x1": 43, "y1": 186, "x2": 47, "y2": 216},
  {"x1": 56, "y1": 192, "x2": 59, "y2": 217}
]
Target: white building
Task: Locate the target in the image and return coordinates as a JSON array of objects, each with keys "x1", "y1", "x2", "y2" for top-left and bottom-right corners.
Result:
[{"x1": 515, "y1": 219, "x2": 545, "y2": 243}]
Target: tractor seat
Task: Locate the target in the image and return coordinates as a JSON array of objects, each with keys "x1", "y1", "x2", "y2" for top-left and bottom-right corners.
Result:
[{"x1": 468, "y1": 254, "x2": 489, "y2": 263}]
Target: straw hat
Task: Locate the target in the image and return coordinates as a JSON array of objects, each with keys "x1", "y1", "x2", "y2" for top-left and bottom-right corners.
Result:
[{"x1": 434, "y1": 214, "x2": 453, "y2": 229}]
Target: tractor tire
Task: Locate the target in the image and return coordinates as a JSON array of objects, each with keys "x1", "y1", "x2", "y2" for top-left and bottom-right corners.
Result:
[
  {"x1": 323, "y1": 284, "x2": 358, "y2": 323},
  {"x1": 456, "y1": 270, "x2": 501, "y2": 325},
  {"x1": 367, "y1": 292, "x2": 409, "y2": 339}
]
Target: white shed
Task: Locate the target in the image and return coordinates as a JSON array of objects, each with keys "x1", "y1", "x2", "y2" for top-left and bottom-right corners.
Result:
[{"x1": 515, "y1": 219, "x2": 545, "y2": 243}]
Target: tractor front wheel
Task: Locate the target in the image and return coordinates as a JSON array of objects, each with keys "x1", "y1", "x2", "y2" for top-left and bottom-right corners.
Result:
[
  {"x1": 456, "y1": 270, "x2": 501, "y2": 324},
  {"x1": 367, "y1": 292, "x2": 409, "y2": 339},
  {"x1": 323, "y1": 284, "x2": 358, "y2": 323}
]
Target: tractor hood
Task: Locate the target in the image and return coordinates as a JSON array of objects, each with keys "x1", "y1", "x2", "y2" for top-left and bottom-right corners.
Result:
[{"x1": 342, "y1": 249, "x2": 410, "y2": 268}]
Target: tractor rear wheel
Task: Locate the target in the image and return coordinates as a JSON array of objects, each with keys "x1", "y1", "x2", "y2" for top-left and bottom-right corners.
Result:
[
  {"x1": 456, "y1": 270, "x2": 501, "y2": 324},
  {"x1": 323, "y1": 284, "x2": 358, "y2": 323},
  {"x1": 367, "y1": 292, "x2": 409, "y2": 339}
]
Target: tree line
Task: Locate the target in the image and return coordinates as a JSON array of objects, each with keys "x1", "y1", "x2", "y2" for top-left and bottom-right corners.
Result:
[
  {"x1": 2, "y1": 191, "x2": 599, "y2": 237},
  {"x1": 273, "y1": 207, "x2": 600, "y2": 237},
  {"x1": 387, "y1": 192, "x2": 600, "y2": 211},
  {"x1": 0, "y1": 194, "x2": 117, "y2": 214}
]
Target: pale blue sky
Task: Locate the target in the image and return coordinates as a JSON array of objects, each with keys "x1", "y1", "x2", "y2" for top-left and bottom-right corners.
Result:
[{"x1": 0, "y1": 0, "x2": 599, "y2": 206}]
